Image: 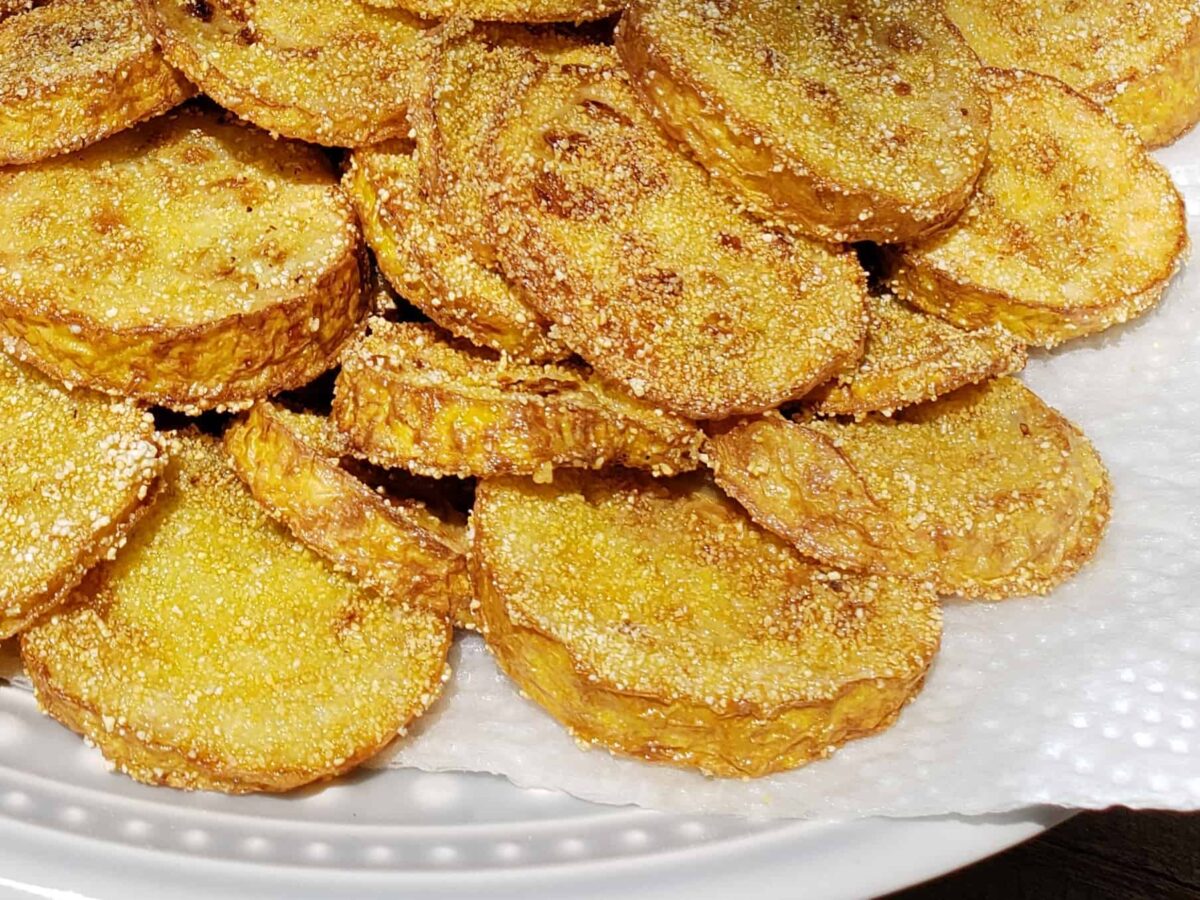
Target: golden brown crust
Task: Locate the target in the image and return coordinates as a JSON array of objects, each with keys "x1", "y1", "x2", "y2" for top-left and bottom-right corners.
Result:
[
  {"x1": 945, "y1": 0, "x2": 1200, "y2": 147},
  {"x1": 0, "y1": 354, "x2": 164, "y2": 639},
  {"x1": 225, "y1": 402, "x2": 472, "y2": 624},
  {"x1": 410, "y1": 22, "x2": 606, "y2": 271},
  {"x1": 0, "y1": 0, "x2": 194, "y2": 166},
  {"x1": 333, "y1": 320, "x2": 704, "y2": 479},
  {"x1": 21, "y1": 434, "x2": 451, "y2": 793},
  {"x1": 474, "y1": 471, "x2": 941, "y2": 777},
  {"x1": 362, "y1": 0, "x2": 622, "y2": 24},
  {"x1": 0, "y1": 0, "x2": 36, "y2": 22},
  {"x1": 807, "y1": 293, "x2": 1027, "y2": 417},
  {"x1": 138, "y1": 0, "x2": 430, "y2": 146},
  {"x1": 487, "y1": 56, "x2": 868, "y2": 419},
  {"x1": 616, "y1": 0, "x2": 991, "y2": 243},
  {"x1": 0, "y1": 108, "x2": 369, "y2": 411},
  {"x1": 705, "y1": 378, "x2": 1113, "y2": 599},
  {"x1": 890, "y1": 69, "x2": 1189, "y2": 348},
  {"x1": 345, "y1": 141, "x2": 567, "y2": 363}
]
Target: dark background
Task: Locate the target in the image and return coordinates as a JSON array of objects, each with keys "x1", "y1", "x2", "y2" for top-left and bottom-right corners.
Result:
[{"x1": 889, "y1": 810, "x2": 1200, "y2": 899}]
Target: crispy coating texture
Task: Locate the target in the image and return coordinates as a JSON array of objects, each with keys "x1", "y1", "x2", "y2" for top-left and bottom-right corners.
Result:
[
  {"x1": 225, "y1": 402, "x2": 475, "y2": 628},
  {"x1": 363, "y1": 0, "x2": 621, "y2": 24},
  {"x1": 334, "y1": 320, "x2": 703, "y2": 479},
  {"x1": 945, "y1": 0, "x2": 1200, "y2": 147},
  {"x1": 0, "y1": 354, "x2": 163, "y2": 639},
  {"x1": 21, "y1": 434, "x2": 451, "y2": 793},
  {"x1": 474, "y1": 471, "x2": 941, "y2": 777},
  {"x1": 345, "y1": 140, "x2": 567, "y2": 363},
  {"x1": 890, "y1": 70, "x2": 1188, "y2": 349},
  {"x1": 487, "y1": 56, "x2": 868, "y2": 419},
  {"x1": 138, "y1": 0, "x2": 430, "y2": 146},
  {"x1": 0, "y1": 0, "x2": 194, "y2": 166},
  {"x1": 706, "y1": 378, "x2": 1112, "y2": 599},
  {"x1": 0, "y1": 0, "x2": 36, "y2": 22},
  {"x1": 410, "y1": 22, "x2": 606, "y2": 270},
  {"x1": 0, "y1": 108, "x2": 368, "y2": 411},
  {"x1": 807, "y1": 293, "x2": 1027, "y2": 417},
  {"x1": 616, "y1": 0, "x2": 991, "y2": 243}
]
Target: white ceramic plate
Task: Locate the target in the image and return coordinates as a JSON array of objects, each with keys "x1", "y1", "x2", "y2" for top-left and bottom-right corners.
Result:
[{"x1": 0, "y1": 669, "x2": 1065, "y2": 900}]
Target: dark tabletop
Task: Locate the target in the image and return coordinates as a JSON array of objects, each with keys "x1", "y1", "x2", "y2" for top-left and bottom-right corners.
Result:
[{"x1": 888, "y1": 810, "x2": 1200, "y2": 899}]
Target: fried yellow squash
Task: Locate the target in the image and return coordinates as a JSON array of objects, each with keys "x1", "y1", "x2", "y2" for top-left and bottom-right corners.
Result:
[
  {"x1": 616, "y1": 0, "x2": 991, "y2": 243},
  {"x1": 365, "y1": 0, "x2": 620, "y2": 24},
  {"x1": 890, "y1": 69, "x2": 1188, "y2": 348},
  {"x1": 706, "y1": 378, "x2": 1112, "y2": 599},
  {"x1": 226, "y1": 402, "x2": 476, "y2": 628},
  {"x1": 0, "y1": 107, "x2": 367, "y2": 411},
  {"x1": 21, "y1": 434, "x2": 451, "y2": 793},
  {"x1": 334, "y1": 320, "x2": 703, "y2": 479},
  {"x1": 410, "y1": 22, "x2": 604, "y2": 270},
  {"x1": 474, "y1": 471, "x2": 941, "y2": 777},
  {"x1": 138, "y1": 0, "x2": 429, "y2": 146},
  {"x1": 345, "y1": 140, "x2": 566, "y2": 363},
  {"x1": 487, "y1": 55, "x2": 867, "y2": 419},
  {"x1": 0, "y1": 354, "x2": 162, "y2": 639},
  {"x1": 0, "y1": 0, "x2": 193, "y2": 165},
  {"x1": 807, "y1": 293, "x2": 1027, "y2": 417},
  {"x1": 0, "y1": 1, "x2": 35, "y2": 22},
  {"x1": 945, "y1": 0, "x2": 1200, "y2": 147}
]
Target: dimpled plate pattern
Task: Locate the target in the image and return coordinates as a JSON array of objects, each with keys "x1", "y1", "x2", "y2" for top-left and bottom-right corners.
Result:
[{"x1": 0, "y1": 641, "x2": 1066, "y2": 899}]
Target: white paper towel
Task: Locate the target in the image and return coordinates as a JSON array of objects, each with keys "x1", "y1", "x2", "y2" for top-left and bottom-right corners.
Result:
[
  {"x1": 372, "y1": 132, "x2": 1200, "y2": 817},
  {"x1": 3, "y1": 135, "x2": 1196, "y2": 820}
]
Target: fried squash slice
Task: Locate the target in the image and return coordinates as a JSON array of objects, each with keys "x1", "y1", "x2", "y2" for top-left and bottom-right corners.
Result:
[
  {"x1": 807, "y1": 293, "x2": 1027, "y2": 417},
  {"x1": 226, "y1": 402, "x2": 476, "y2": 629},
  {"x1": 138, "y1": 0, "x2": 430, "y2": 146},
  {"x1": 706, "y1": 378, "x2": 1112, "y2": 599},
  {"x1": 474, "y1": 471, "x2": 942, "y2": 777},
  {"x1": 410, "y1": 22, "x2": 604, "y2": 270},
  {"x1": 616, "y1": 0, "x2": 991, "y2": 243},
  {"x1": 0, "y1": 1, "x2": 36, "y2": 23},
  {"x1": 0, "y1": 0, "x2": 194, "y2": 166},
  {"x1": 487, "y1": 54, "x2": 867, "y2": 419},
  {"x1": 0, "y1": 354, "x2": 162, "y2": 639},
  {"x1": 0, "y1": 107, "x2": 367, "y2": 412},
  {"x1": 21, "y1": 434, "x2": 451, "y2": 793},
  {"x1": 890, "y1": 69, "x2": 1188, "y2": 349},
  {"x1": 945, "y1": 0, "x2": 1200, "y2": 147},
  {"x1": 334, "y1": 320, "x2": 703, "y2": 479},
  {"x1": 345, "y1": 141, "x2": 566, "y2": 363},
  {"x1": 366, "y1": 0, "x2": 621, "y2": 24}
]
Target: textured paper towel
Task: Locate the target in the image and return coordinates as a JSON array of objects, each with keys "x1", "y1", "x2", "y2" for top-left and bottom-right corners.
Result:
[
  {"x1": 3, "y1": 137, "x2": 1196, "y2": 820},
  {"x1": 370, "y1": 133, "x2": 1200, "y2": 818}
]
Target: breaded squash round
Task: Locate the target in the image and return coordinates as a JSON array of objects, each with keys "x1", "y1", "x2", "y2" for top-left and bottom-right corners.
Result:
[
  {"x1": 807, "y1": 293, "x2": 1027, "y2": 418},
  {"x1": 616, "y1": 0, "x2": 991, "y2": 243},
  {"x1": 890, "y1": 69, "x2": 1188, "y2": 348},
  {"x1": 138, "y1": 0, "x2": 430, "y2": 146},
  {"x1": 0, "y1": 107, "x2": 368, "y2": 412},
  {"x1": 474, "y1": 470, "x2": 941, "y2": 777},
  {"x1": 345, "y1": 141, "x2": 567, "y2": 363},
  {"x1": 21, "y1": 434, "x2": 451, "y2": 793},
  {"x1": 225, "y1": 402, "x2": 476, "y2": 628},
  {"x1": 487, "y1": 55, "x2": 867, "y2": 419},
  {"x1": 945, "y1": 0, "x2": 1200, "y2": 147},
  {"x1": 706, "y1": 378, "x2": 1112, "y2": 599},
  {"x1": 364, "y1": 0, "x2": 621, "y2": 24},
  {"x1": 0, "y1": 0, "x2": 194, "y2": 165},
  {"x1": 410, "y1": 22, "x2": 605, "y2": 270},
  {"x1": 0, "y1": 354, "x2": 163, "y2": 639},
  {"x1": 334, "y1": 320, "x2": 703, "y2": 479},
  {"x1": 0, "y1": 1, "x2": 36, "y2": 22}
]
